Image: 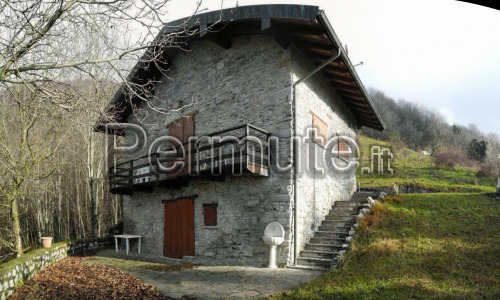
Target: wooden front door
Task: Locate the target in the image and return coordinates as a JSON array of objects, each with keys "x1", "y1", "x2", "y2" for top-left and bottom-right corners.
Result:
[{"x1": 163, "y1": 198, "x2": 195, "y2": 258}]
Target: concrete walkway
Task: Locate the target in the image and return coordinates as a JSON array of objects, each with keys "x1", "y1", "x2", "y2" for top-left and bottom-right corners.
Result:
[{"x1": 93, "y1": 249, "x2": 323, "y2": 299}]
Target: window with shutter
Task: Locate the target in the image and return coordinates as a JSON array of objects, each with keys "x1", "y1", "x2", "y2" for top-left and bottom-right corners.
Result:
[
  {"x1": 311, "y1": 113, "x2": 328, "y2": 145},
  {"x1": 338, "y1": 136, "x2": 349, "y2": 160},
  {"x1": 203, "y1": 203, "x2": 218, "y2": 226},
  {"x1": 166, "y1": 115, "x2": 195, "y2": 176}
]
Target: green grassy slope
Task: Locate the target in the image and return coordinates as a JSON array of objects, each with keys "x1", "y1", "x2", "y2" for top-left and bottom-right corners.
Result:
[
  {"x1": 357, "y1": 136, "x2": 497, "y2": 193},
  {"x1": 272, "y1": 193, "x2": 500, "y2": 299}
]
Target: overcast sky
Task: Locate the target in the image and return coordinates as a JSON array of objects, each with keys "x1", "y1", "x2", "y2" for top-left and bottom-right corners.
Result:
[{"x1": 163, "y1": 0, "x2": 500, "y2": 135}]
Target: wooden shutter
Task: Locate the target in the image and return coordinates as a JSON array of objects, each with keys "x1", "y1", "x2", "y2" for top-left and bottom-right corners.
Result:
[
  {"x1": 311, "y1": 113, "x2": 328, "y2": 145},
  {"x1": 338, "y1": 136, "x2": 349, "y2": 160},
  {"x1": 203, "y1": 204, "x2": 217, "y2": 226},
  {"x1": 166, "y1": 116, "x2": 195, "y2": 176},
  {"x1": 183, "y1": 116, "x2": 194, "y2": 175}
]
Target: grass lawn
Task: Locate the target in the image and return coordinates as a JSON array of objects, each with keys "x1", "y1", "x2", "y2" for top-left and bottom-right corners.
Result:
[
  {"x1": 272, "y1": 193, "x2": 500, "y2": 299},
  {"x1": 357, "y1": 136, "x2": 497, "y2": 193}
]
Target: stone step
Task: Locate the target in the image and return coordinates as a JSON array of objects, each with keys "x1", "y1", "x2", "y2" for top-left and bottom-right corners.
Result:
[
  {"x1": 299, "y1": 250, "x2": 336, "y2": 259},
  {"x1": 330, "y1": 206, "x2": 358, "y2": 212},
  {"x1": 305, "y1": 243, "x2": 341, "y2": 252},
  {"x1": 318, "y1": 225, "x2": 352, "y2": 232},
  {"x1": 309, "y1": 237, "x2": 346, "y2": 245},
  {"x1": 334, "y1": 201, "x2": 359, "y2": 206},
  {"x1": 315, "y1": 230, "x2": 349, "y2": 238},
  {"x1": 325, "y1": 212, "x2": 357, "y2": 219},
  {"x1": 297, "y1": 257, "x2": 331, "y2": 268},
  {"x1": 321, "y1": 220, "x2": 354, "y2": 227}
]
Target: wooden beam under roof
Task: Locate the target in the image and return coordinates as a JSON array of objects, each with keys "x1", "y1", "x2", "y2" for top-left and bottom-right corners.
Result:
[
  {"x1": 330, "y1": 81, "x2": 359, "y2": 92},
  {"x1": 341, "y1": 95, "x2": 370, "y2": 108},
  {"x1": 350, "y1": 107, "x2": 379, "y2": 119},
  {"x1": 337, "y1": 88, "x2": 363, "y2": 99},
  {"x1": 322, "y1": 69, "x2": 352, "y2": 80},
  {"x1": 330, "y1": 78, "x2": 357, "y2": 87},
  {"x1": 287, "y1": 30, "x2": 330, "y2": 44},
  {"x1": 359, "y1": 118, "x2": 382, "y2": 129},
  {"x1": 305, "y1": 46, "x2": 336, "y2": 57},
  {"x1": 312, "y1": 58, "x2": 343, "y2": 68}
]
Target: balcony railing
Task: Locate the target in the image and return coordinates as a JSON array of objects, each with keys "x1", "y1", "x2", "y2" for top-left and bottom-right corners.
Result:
[{"x1": 108, "y1": 123, "x2": 271, "y2": 194}]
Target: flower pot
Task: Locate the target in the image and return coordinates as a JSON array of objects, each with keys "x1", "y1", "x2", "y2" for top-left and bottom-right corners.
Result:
[{"x1": 41, "y1": 237, "x2": 53, "y2": 248}]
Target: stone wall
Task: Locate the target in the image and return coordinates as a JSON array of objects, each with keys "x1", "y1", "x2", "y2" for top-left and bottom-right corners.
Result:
[
  {"x1": 291, "y1": 44, "x2": 358, "y2": 254},
  {"x1": 119, "y1": 34, "x2": 359, "y2": 266},
  {"x1": 0, "y1": 243, "x2": 68, "y2": 300},
  {"x1": 0, "y1": 238, "x2": 111, "y2": 300},
  {"x1": 121, "y1": 34, "x2": 295, "y2": 267}
]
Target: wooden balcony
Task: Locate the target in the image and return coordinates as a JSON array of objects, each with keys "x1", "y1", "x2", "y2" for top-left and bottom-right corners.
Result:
[{"x1": 108, "y1": 124, "x2": 271, "y2": 195}]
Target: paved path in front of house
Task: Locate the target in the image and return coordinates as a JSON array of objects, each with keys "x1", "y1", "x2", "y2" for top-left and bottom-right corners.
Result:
[{"x1": 94, "y1": 249, "x2": 324, "y2": 299}]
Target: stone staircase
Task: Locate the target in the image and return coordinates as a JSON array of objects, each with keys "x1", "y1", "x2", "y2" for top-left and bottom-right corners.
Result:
[{"x1": 295, "y1": 191, "x2": 376, "y2": 269}]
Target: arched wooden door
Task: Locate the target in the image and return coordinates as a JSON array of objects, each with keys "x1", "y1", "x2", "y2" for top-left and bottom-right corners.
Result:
[{"x1": 163, "y1": 198, "x2": 195, "y2": 258}]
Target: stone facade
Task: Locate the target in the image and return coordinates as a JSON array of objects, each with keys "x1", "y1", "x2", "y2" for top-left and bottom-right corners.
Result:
[
  {"x1": 292, "y1": 46, "x2": 357, "y2": 254},
  {"x1": 120, "y1": 34, "x2": 357, "y2": 266}
]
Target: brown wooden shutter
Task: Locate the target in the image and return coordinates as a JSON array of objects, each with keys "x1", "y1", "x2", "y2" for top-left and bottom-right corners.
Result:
[
  {"x1": 166, "y1": 116, "x2": 195, "y2": 176},
  {"x1": 203, "y1": 204, "x2": 217, "y2": 226},
  {"x1": 311, "y1": 113, "x2": 328, "y2": 145},
  {"x1": 182, "y1": 116, "x2": 194, "y2": 142},
  {"x1": 339, "y1": 136, "x2": 349, "y2": 160}
]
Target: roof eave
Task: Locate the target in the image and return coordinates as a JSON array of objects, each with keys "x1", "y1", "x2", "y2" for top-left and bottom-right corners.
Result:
[{"x1": 317, "y1": 10, "x2": 385, "y2": 131}]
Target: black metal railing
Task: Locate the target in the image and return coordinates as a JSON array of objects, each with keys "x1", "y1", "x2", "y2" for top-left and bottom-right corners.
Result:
[{"x1": 108, "y1": 123, "x2": 271, "y2": 192}]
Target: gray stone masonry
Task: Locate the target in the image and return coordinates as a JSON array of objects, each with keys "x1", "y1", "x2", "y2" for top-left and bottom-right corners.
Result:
[{"x1": 120, "y1": 34, "x2": 358, "y2": 267}]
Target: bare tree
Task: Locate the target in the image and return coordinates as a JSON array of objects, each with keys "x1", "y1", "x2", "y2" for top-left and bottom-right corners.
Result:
[
  {"x1": 0, "y1": 84, "x2": 66, "y2": 256},
  {"x1": 0, "y1": 0, "x2": 231, "y2": 117}
]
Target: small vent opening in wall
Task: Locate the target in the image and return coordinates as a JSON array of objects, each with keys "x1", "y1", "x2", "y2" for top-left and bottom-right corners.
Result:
[{"x1": 203, "y1": 203, "x2": 218, "y2": 226}]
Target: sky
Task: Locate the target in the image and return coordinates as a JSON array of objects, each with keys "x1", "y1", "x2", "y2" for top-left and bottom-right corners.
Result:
[{"x1": 163, "y1": 0, "x2": 500, "y2": 135}]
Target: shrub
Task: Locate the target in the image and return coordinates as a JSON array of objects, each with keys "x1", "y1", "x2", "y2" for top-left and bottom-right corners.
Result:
[
  {"x1": 476, "y1": 162, "x2": 499, "y2": 178},
  {"x1": 433, "y1": 150, "x2": 479, "y2": 170},
  {"x1": 359, "y1": 202, "x2": 388, "y2": 232},
  {"x1": 383, "y1": 195, "x2": 403, "y2": 203}
]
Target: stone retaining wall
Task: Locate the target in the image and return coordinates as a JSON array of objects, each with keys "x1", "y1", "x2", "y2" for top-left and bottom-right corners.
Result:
[{"x1": 0, "y1": 238, "x2": 112, "y2": 300}]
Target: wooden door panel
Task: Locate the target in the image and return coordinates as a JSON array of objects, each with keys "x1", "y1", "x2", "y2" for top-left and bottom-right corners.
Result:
[
  {"x1": 164, "y1": 198, "x2": 195, "y2": 258},
  {"x1": 182, "y1": 198, "x2": 195, "y2": 256}
]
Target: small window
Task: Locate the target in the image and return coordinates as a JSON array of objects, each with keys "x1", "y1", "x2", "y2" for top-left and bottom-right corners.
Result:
[
  {"x1": 203, "y1": 203, "x2": 218, "y2": 226},
  {"x1": 338, "y1": 136, "x2": 349, "y2": 160},
  {"x1": 311, "y1": 113, "x2": 328, "y2": 145}
]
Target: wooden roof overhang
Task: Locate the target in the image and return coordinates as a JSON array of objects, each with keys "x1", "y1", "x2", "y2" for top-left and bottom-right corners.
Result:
[{"x1": 95, "y1": 4, "x2": 384, "y2": 134}]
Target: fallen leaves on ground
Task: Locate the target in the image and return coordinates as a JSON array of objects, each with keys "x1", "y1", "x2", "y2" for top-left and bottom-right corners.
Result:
[{"x1": 9, "y1": 256, "x2": 172, "y2": 299}]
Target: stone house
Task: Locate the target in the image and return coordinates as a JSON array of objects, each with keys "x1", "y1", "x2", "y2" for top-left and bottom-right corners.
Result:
[{"x1": 96, "y1": 4, "x2": 383, "y2": 268}]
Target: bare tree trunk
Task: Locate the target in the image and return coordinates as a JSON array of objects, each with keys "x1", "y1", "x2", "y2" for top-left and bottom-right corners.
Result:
[
  {"x1": 90, "y1": 177, "x2": 97, "y2": 238},
  {"x1": 11, "y1": 197, "x2": 23, "y2": 257}
]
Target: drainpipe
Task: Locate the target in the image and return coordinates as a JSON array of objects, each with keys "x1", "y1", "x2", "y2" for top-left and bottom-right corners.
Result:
[{"x1": 292, "y1": 47, "x2": 342, "y2": 265}]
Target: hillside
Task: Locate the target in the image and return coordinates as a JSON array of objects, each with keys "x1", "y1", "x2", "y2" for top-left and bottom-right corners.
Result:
[
  {"x1": 357, "y1": 135, "x2": 497, "y2": 193},
  {"x1": 272, "y1": 193, "x2": 500, "y2": 299}
]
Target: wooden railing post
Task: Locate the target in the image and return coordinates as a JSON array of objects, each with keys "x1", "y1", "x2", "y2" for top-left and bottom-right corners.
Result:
[{"x1": 245, "y1": 124, "x2": 250, "y2": 166}]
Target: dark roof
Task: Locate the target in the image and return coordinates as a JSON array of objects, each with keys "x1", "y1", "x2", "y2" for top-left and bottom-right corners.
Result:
[{"x1": 96, "y1": 4, "x2": 384, "y2": 132}]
